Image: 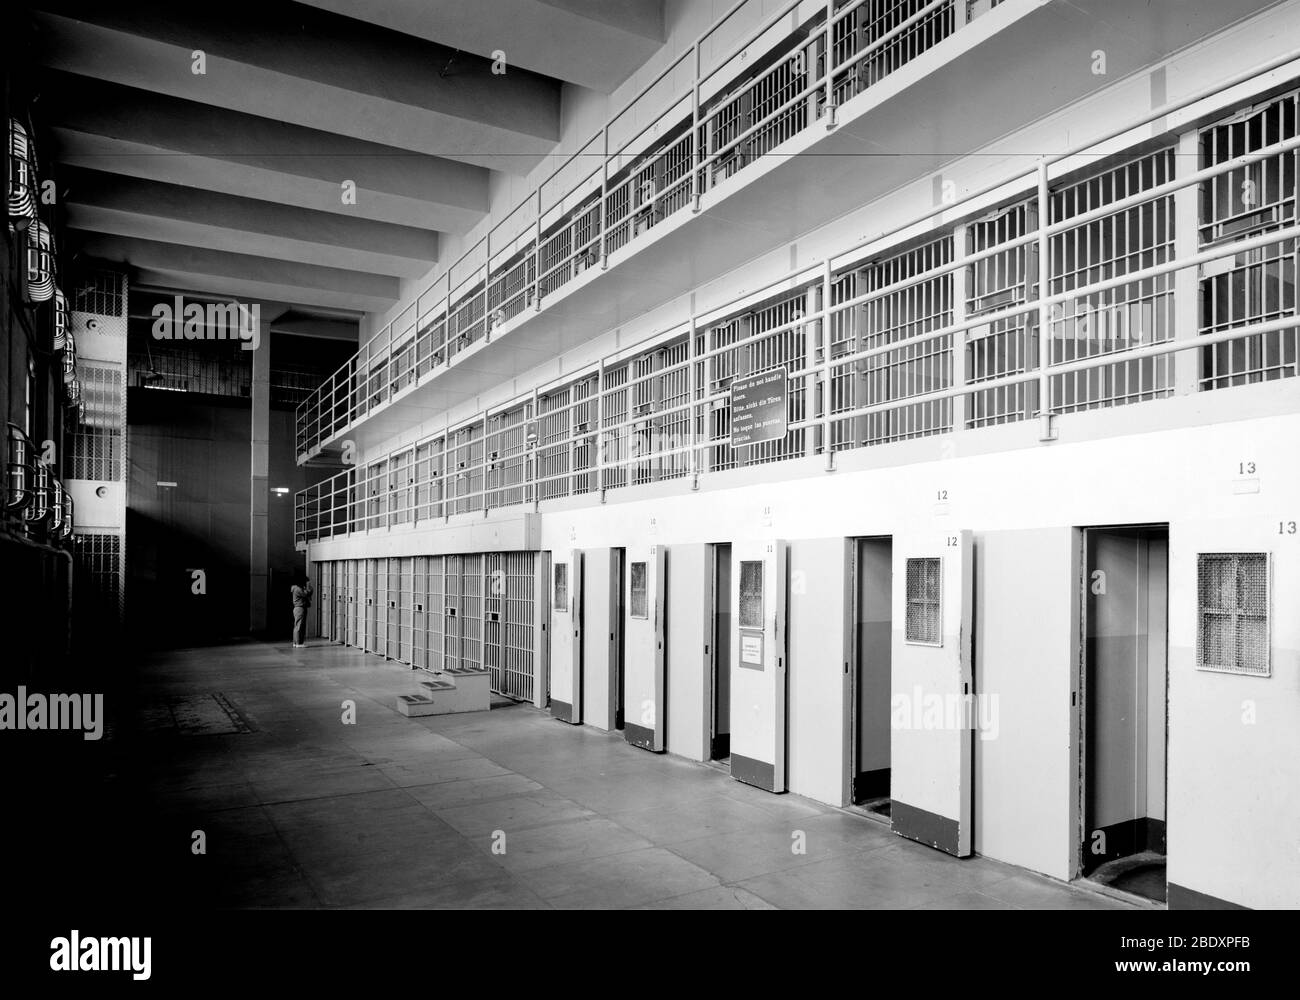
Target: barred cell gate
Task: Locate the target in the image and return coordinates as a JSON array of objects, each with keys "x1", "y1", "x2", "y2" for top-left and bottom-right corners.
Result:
[{"x1": 316, "y1": 552, "x2": 541, "y2": 701}]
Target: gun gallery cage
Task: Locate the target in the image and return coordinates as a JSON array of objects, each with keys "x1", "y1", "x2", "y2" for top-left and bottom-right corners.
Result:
[{"x1": 315, "y1": 552, "x2": 541, "y2": 702}]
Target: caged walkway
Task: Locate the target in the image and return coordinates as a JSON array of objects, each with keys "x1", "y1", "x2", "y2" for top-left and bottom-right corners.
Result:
[{"x1": 69, "y1": 640, "x2": 1135, "y2": 910}]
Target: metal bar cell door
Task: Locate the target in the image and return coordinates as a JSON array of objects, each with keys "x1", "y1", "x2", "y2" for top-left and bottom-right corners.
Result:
[
  {"x1": 549, "y1": 549, "x2": 583, "y2": 723},
  {"x1": 412, "y1": 556, "x2": 427, "y2": 669},
  {"x1": 730, "y1": 539, "x2": 788, "y2": 792},
  {"x1": 624, "y1": 545, "x2": 666, "y2": 751},
  {"x1": 890, "y1": 529, "x2": 975, "y2": 857},
  {"x1": 427, "y1": 556, "x2": 445, "y2": 671},
  {"x1": 444, "y1": 554, "x2": 463, "y2": 670},
  {"x1": 387, "y1": 558, "x2": 402, "y2": 660}
]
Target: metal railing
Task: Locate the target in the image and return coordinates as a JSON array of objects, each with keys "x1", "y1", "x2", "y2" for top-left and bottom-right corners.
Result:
[
  {"x1": 296, "y1": 0, "x2": 994, "y2": 458},
  {"x1": 296, "y1": 67, "x2": 1300, "y2": 546}
]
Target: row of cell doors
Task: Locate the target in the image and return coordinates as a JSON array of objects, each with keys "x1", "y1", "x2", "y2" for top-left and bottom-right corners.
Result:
[
  {"x1": 316, "y1": 553, "x2": 540, "y2": 702},
  {"x1": 545, "y1": 527, "x2": 1168, "y2": 884}
]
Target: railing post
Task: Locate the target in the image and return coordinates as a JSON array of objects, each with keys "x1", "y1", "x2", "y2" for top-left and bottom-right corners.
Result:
[
  {"x1": 1173, "y1": 128, "x2": 1201, "y2": 395},
  {"x1": 600, "y1": 125, "x2": 611, "y2": 268},
  {"x1": 823, "y1": 0, "x2": 836, "y2": 126},
  {"x1": 596, "y1": 359, "x2": 606, "y2": 501},
  {"x1": 535, "y1": 188, "x2": 544, "y2": 310},
  {"x1": 1036, "y1": 158, "x2": 1055, "y2": 441},
  {"x1": 951, "y1": 222, "x2": 969, "y2": 434},
  {"x1": 692, "y1": 41, "x2": 702, "y2": 211},
  {"x1": 688, "y1": 315, "x2": 699, "y2": 487},
  {"x1": 821, "y1": 257, "x2": 835, "y2": 469}
]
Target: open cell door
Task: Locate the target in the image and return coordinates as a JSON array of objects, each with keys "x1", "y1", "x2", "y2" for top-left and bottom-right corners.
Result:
[
  {"x1": 549, "y1": 549, "x2": 583, "y2": 723},
  {"x1": 624, "y1": 545, "x2": 666, "y2": 751},
  {"x1": 729, "y1": 539, "x2": 788, "y2": 792},
  {"x1": 890, "y1": 529, "x2": 974, "y2": 857}
]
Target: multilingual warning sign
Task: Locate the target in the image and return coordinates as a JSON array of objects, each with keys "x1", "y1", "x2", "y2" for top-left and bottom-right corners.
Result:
[{"x1": 730, "y1": 368, "x2": 788, "y2": 447}]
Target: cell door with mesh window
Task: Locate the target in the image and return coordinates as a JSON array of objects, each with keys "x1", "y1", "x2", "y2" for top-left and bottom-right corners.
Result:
[
  {"x1": 624, "y1": 546, "x2": 666, "y2": 751},
  {"x1": 729, "y1": 539, "x2": 788, "y2": 792},
  {"x1": 550, "y1": 550, "x2": 583, "y2": 723},
  {"x1": 890, "y1": 529, "x2": 974, "y2": 857}
]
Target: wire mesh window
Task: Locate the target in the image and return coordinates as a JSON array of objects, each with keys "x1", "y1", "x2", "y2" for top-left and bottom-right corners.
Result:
[
  {"x1": 70, "y1": 268, "x2": 126, "y2": 318},
  {"x1": 905, "y1": 557, "x2": 942, "y2": 645},
  {"x1": 554, "y1": 562, "x2": 568, "y2": 611},
  {"x1": 67, "y1": 363, "x2": 125, "y2": 481},
  {"x1": 1049, "y1": 148, "x2": 1177, "y2": 413},
  {"x1": 1199, "y1": 91, "x2": 1299, "y2": 390},
  {"x1": 1197, "y1": 553, "x2": 1270, "y2": 676},
  {"x1": 630, "y1": 561, "x2": 648, "y2": 619},
  {"x1": 739, "y1": 559, "x2": 764, "y2": 630},
  {"x1": 71, "y1": 531, "x2": 124, "y2": 627}
]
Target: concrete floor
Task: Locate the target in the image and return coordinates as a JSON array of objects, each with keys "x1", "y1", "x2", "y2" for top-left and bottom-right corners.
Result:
[{"x1": 40, "y1": 640, "x2": 1136, "y2": 910}]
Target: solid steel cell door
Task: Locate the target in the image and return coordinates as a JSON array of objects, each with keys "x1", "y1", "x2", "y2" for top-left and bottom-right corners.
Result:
[
  {"x1": 549, "y1": 549, "x2": 583, "y2": 724},
  {"x1": 624, "y1": 545, "x2": 666, "y2": 751},
  {"x1": 729, "y1": 538, "x2": 788, "y2": 792},
  {"x1": 890, "y1": 529, "x2": 974, "y2": 857}
]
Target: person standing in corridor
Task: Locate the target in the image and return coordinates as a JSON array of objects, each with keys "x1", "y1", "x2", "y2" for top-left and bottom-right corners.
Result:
[{"x1": 291, "y1": 574, "x2": 313, "y2": 648}]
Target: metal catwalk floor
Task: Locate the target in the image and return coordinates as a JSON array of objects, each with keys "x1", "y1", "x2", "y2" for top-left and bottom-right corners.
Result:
[{"x1": 30, "y1": 639, "x2": 1136, "y2": 910}]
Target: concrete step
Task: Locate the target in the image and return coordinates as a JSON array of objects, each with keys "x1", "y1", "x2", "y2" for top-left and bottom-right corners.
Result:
[{"x1": 395, "y1": 669, "x2": 491, "y2": 717}]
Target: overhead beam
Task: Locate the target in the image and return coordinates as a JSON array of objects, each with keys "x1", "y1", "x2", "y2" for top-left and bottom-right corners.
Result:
[
  {"x1": 40, "y1": 72, "x2": 489, "y2": 232},
  {"x1": 295, "y1": 0, "x2": 665, "y2": 93},
  {"x1": 72, "y1": 232, "x2": 400, "y2": 314},
  {"x1": 34, "y1": 1, "x2": 562, "y2": 173},
  {"x1": 61, "y1": 167, "x2": 438, "y2": 279}
]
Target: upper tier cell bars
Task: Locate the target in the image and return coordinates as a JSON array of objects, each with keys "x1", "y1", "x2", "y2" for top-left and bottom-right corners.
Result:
[
  {"x1": 1199, "y1": 90, "x2": 1299, "y2": 389},
  {"x1": 296, "y1": 84, "x2": 1300, "y2": 546},
  {"x1": 295, "y1": 0, "x2": 976, "y2": 459}
]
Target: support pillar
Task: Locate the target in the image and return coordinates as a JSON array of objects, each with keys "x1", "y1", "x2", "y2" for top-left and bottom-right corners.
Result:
[{"x1": 249, "y1": 314, "x2": 272, "y2": 635}]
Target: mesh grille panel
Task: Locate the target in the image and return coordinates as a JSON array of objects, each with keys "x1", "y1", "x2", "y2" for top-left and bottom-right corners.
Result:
[
  {"x1": 71, "y1": 531, "x2": 124, "y2": 626},
  {"x1": 68, "y1": 364, "x2": 125, "y2": 481},
  {"x1": 630, "y1": 561, "x2": 648, "y2": 619},
  {"x1": 554, "y1": 563, "x2": 568, "y2": 610},
  {"x1": 738, "y1": 560, "x2": 764, "y2": 630},
  {"x1": 905, "y1": 557, "x2": 942, "y2": 644},
  {"x1": 1197, "y1": 553, "x2": 1270, "y2": 676}
]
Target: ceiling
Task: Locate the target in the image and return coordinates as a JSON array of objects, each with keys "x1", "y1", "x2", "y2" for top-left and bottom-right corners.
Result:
[{"x1": 27, "y1": 0, "x2": 665, "y2": 324}]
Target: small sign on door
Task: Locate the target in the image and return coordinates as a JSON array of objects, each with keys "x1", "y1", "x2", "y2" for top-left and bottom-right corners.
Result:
[{"x1": 740, "y1": 632, "x2": 764, "y2": 669}]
